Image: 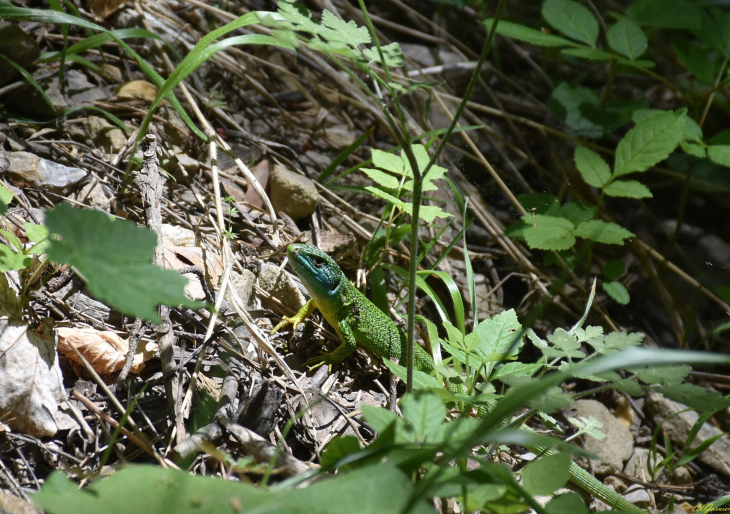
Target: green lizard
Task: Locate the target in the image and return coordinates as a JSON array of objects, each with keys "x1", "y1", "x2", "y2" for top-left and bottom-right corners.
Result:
[{"x1": 271, "y1": 243, "x2": 648, "y2": 514}]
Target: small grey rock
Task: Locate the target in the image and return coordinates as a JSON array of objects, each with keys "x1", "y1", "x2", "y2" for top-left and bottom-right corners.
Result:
[
  {"x1": 570, "y1": 399, "x2": 634, "y2": 475},
  {"x1": 269, "y1": 163, "x2": 318, "y2": 221},
  {"x1": 258, "y1": 262, "x2": 306, "y2": 312},
  {"x1": 3, "y1": 151, "x2": 87, "y2": 192}
]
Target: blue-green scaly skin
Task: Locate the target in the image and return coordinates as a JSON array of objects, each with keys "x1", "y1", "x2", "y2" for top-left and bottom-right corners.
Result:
[{"x1": 287, "y1": 244, "x2": 433, "y2": 372}]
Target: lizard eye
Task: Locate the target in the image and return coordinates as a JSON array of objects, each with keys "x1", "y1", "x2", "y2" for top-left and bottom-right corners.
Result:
[{"x1": 312, "y1": 256, "x2": 326, "y2": 268}]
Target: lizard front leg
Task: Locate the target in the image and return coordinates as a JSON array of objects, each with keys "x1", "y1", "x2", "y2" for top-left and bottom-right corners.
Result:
[
  {"x1": 305, "y1": 318, "x2": 357, "y2": 371},
  {"x1": 270, "y1": 299, "x2": 317, "y2": 335}
]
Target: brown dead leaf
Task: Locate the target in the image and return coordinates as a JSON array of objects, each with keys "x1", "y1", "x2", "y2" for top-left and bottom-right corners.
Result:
[
  {"x1": 87, "y1": 0, "x2": 127, "y2": 19},
  {"x1": 116, "y1": 81, "x2": 158, "y2": 103},
  {"x1": 57, "y1": 327, "x2": 157, "y2": 379},
  {"x1": 162, "y1": 239, "x2": 224, "y2": 301}
]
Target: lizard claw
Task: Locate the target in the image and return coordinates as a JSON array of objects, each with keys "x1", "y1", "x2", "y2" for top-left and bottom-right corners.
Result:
[{"x1": 304, "y1": 355, "x2": 333, "y2": 374}]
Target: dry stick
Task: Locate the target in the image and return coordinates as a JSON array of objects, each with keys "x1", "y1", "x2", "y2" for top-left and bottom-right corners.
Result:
[
  {"x1": 116, "y1": 317, "x2": 145, "y2": 385},
  {"x1": 134, "y1": 134, "x2": 181, "y2": 438}
]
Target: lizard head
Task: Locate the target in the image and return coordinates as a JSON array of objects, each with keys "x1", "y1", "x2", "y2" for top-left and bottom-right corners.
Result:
[{"x1": 287, "y1": 244, "x2": 343, "y2": 297}]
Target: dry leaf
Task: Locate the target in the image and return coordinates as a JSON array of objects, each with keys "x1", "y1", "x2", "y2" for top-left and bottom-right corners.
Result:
[
  {"x1": 162, "y1": 239, "x2": 223, "y2": 301},
  {"x1": 57, "y1": 327, "x2": 157, "y2": 379},
  {"x1": 87, "y1": 0, "x2": 127, "y2": 19},
  {"x1": 244, "y1": 159, "x2": 269, "y2": 208},
  {"x1": 0, "y1": 282, "x2": 65, "y2": 437},
  {"x1": 116, "y1": 81, "x2": 158, "y2": 103}
]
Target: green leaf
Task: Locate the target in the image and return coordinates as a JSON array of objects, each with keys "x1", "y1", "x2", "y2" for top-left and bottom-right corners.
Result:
[
  {"x1": 33, "y1": 462, "x2": 435, "y2": 514},
  {"x1": 0, "y1": 244, "x2": 30, "y2": 272},
  {"x1": 672, "y1": 39, "x2": 714, "y2": 83},
  {"x1": 361, "y1": 168, "x2": 400, "y2": 189},
  {"x1": 0, "y1": 184, "x2": 12, "y2": 214},
  {"x1": 603, "y1": 180, "x2": 653, "y2": 198},
  {"x1": 607, "y1": 17, "x2": 647, "y2": 60},
  {"x1": 320, "y1": 9, "x2": 371, "y2": 48},
  {"x1": 371, "y1": 149, "x2": 405, "y2": 175},
  {"x1": 522, "y1": 214, "x2": 576, "y2": 251},
  {"x1": 39, "y1": 28, "x2": 166, "y2": 62},
  {"x1": 483, "y1": 19, "x2": 577, "y2": 47},
  {"x1": 320, "y1": 436, "x2": 361, "y2": 469},
  {"x1": 362, "y1": 42, "x2": 403, "y2": 67},
  {"x1": 365, "y1": 186, "x2": 402, "y2": 205},
  {"x1": 542, "y1": 0, "x2": 598, "y2": 47},
  {"x1": 560, "y1": 47, "x2": 615, "y2": 60},
  {"x1": 558, "y1": 201, "x2": 596, "y2": 227},
  {"x1": 603, "y1": 260, "x2": 625, "y2": 280},
  {"x1": 574, "y1": 145, "x2": 610, "y2": 188},
  {"x1": 400, "y1": 203, "x2": 453, "y2": 223},
  {"x1": 360, "y1": 405, "x2": 400, "y2": 433},
  {"x1": 401, "y1": 392, "x2": 446, "y2": 443},
  {"x1": 695, "y1": 8, "x2": 730, "y2": 58},
  {"x1": 45, "y1": 204, "x2": 201, "y2": 323},
  {"x1": 708, "y1": 145, "x2": 730, "y2": 167},
  {"x1": 574, "y1": 220, "x2": 634, "y2": 245},
  {"x1": 547, "y1": 83, "x2": 643, "y2": 138},
  {"x1": 654, "y1": 383, "x2": 730, "y2": 412},
  {"x1": 602, "y1": 281, "x2": 630, "y2": 305},
  {"x1": 568, "y1": 416, "x2": 606, "y2": 440},
  {"x1": 613, "y1": 109, "x2": 687, "y2": 178},
  {"x1": 627, "y1": 0, "x2": 701, "y2": 30},
  {"x1": 522, "y1": 451, "x2": 572, "y2": 495},
  {"x1": 24, "y1": 222, "x2": 51, "y2": 255},
  {"x1": 471, "y1": 309, "x2": 524, "y2": 368},
  {"x1": 546, "y1": 492, "x2": 590, "y2": 514},
  {"x1": 680, "y1": 140, "x2": 707, "y2": 159}
]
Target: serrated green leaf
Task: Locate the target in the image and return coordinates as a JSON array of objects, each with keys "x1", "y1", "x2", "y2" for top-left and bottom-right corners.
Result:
[
  {"x1": 371, "y1": 149, "x2": 405, "y2": 175},
  {"x1": 635, "y1": 364, "x2": 691, "y2": 385},
  {"x1": 522, "y1": 452, "x2": 572, "y2": 495},
  {"x1": 365, "y1": 186, "x2": 403, "y2": 205},
  {"x1": 613, "y1": 109, "x2": 686, "y2": 177},
  {"x1": 603, "y1": 180, "x2": 653, "y2": 198},
  {"x1": 708, "y1": 145, "x2": 730, "y2": 167},
  {"x1": 542, "y1": 0, "x2": 598, "y2": 47},
  {"x1": 362, "y1": 42, "x2": 403, "y2": 67},
  {"x1": 547, "y1": 328, "x2": 585, "y2": 359},
  {"x1": 361, "y1": 168, "x2": 400, "y2": 189},
  {"x1": 522, "y1": 214, "x2": 576, "y2": 251},
  {"x1": 360, "y1": 405, "x2": 400, "y2": 433},
  {"x1": 603, "y1": 260, "x2": 625, "y2": 280},
  {"x1": 320, "y1": 9, "x2": 371, "y2": 48},
  {"x1": 482, "y1": 19, "x2": 577, "y2": 47},
  {"x1": 0, "y1": 184, "x2": 13, "y2": 214},
  {"x1": 0, "y1": 229, "x2": 22, "y2": 253},
  {"x1": 574, "y1": 146, "x2": 610, "y2": 188},
  {"x1": 0, "y1": 244, "x2": 30, "y2": 272},
  {"x1": 608, "y1": 17, "x2": 647, "y2": 60},
  {"x1": 471, "y1": 309, "x2": 524, "y2": 369},
  {"x1": 400, "y1": 203, "x2": 453, "y2": 223},
  {"x1": 627, "y1": 0, "x2": 701, "y2": 30},
  {"x1": 654, "y1": 383, "x2": 730, "y2": 412},
  {"x1": 558, "y1": 201, "x2": 596, "y2": 227},
  {"x1": 46, "y1": 204, "x2": 202, "y2": 323},
  {"x1": 401, "y1": 391, "x2": 446, "y2": 443},
  {"x1": 561, "y1": 47, "x2": 615, "y2": 60},
  {"x1": 568, "y1": 416, "x2": 606, "y2": 440},
  {"x1": 602, "y1": 281, "x2": 630, "y2": 305},
  {"x1": 574, "y1": 220, "x2": 634, "y2": 245},
  {"x1": 680, "y1": 140, "x2": 707, "y2": 159}
]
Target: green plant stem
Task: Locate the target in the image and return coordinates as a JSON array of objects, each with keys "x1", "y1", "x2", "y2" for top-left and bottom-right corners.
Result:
[{"x1": 397, "y1": 0, "x2": 506, "y2": 393}]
